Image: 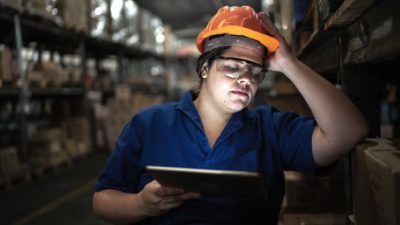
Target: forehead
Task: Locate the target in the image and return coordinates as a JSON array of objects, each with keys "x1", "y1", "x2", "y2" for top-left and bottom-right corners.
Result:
[{"x1": 222, "y1": 45, "x2": 264, "y2": 65}]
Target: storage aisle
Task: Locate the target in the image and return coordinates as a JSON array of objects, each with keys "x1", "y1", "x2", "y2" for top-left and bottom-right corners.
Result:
[{"x1": 0, "y1": 152, "x2": 109, "y2": 225}]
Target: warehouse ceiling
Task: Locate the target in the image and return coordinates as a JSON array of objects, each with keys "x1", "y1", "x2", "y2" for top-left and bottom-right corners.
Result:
[{"x1": 134, "y1": 0, "x2": 262, "y2": 40}]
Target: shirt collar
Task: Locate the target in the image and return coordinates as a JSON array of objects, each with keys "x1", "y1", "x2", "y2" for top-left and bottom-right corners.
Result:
[{"x1": 176, "y1": 91, "x2": 256, "y2": 146}]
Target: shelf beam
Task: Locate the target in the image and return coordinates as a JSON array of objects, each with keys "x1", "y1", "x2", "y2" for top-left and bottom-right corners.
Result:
[
  {"x1": 325, "y1": 0, "x2": 379, "y2": 30},
  {"x1": 300, "y1": 0, "x2": 400, "y2": 73}
]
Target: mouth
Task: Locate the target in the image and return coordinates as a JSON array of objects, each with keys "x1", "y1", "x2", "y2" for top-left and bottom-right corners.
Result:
[{"x1": 231, "y1": 90, "x2": 249, "y2": 97}]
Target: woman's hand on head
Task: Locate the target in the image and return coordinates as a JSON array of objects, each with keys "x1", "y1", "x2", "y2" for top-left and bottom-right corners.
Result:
[
  {"x1": 137, "y1": 180, "x2": 201, "y2": 217},
  {"x1": 258, "y1": 12, "x2": 298, "y2": 72}
]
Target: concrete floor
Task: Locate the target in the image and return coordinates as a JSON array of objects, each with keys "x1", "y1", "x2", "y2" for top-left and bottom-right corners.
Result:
[
  {"x1": 0, "y1": 151, "x2": 347, "y2": 225},
  {"x1": 0, "y1": 152, "x2": 111, "y2": 225}
]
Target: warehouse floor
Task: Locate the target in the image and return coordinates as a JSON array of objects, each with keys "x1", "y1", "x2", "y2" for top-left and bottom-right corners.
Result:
[
  {"x1": 0, "y1": 152, "x2": 110, "y2": 225},
  {"x1": 1, "y1": 151, "x2": 346, "y2": 225}
]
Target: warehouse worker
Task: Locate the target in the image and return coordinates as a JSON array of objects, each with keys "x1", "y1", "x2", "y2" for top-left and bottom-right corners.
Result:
[{"x1": 93, "y1": 6, "x2": 368, "y2": 225}]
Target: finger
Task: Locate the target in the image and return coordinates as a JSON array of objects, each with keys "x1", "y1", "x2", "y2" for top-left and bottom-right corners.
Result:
[
  {"x1": 179, "y1": 192, "x2": 201, "y2": 200},
  {"x1": 160, "y1": 195, "x2": 186, "y2": 202},
  {"x1": 258, "y1": 12, "x2": 283, "y2": 41},
  {"x1": 156, "y1": 186, "x2": 185, "y2": 196},
  {"x1": 159, "y1": 201, "x2": 185, "y2": 211}
]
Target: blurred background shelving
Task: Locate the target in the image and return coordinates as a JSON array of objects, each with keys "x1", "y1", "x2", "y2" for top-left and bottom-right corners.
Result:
[{"x1": 0, "y1": 0, "x2": 400, "y2": 225}]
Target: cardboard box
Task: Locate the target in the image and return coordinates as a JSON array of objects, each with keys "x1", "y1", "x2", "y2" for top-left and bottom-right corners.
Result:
[
  {"x1": 354, "y1": 138, "x2": 400, "y2": 225},
  {"x1": 365, "y1": 147, "x2": 400, "y2": 225},
  {"x1": 0, "y1": 47, "x2": 13, "y2": 82},
  {"x1": 280, "y1": 213, "x2": 346, "y2": 225},
  {"x1": 62, "y1": 117, "x2": 92, "y2": 156},
  {"x1": 353, "y1": 139, "x2": 381, "y2": 225},
  {"x1": 57, "y1": 0, "x2": 88, "y2": 32},
  {"x1": 0, "y1": 147, "x2": 31, "y2": 189},
  {"x1": 88, "y1": 0, "x2": 111, "y2": 40},
  {"x1": 284, "y1": 168, "x2": 345, "y2": 213}
]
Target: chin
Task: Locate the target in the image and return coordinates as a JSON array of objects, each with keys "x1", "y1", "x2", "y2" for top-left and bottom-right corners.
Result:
[{"x1": 227, "y1": 102, "x2": 248, "y2": 112}]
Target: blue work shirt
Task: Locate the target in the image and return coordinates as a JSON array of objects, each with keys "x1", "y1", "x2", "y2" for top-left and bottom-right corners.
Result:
[{"x1": 95, "y1": 90, "x2": 321, "y2": 225}]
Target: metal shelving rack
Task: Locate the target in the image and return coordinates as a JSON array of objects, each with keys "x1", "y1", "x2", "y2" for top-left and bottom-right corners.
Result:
[
  {"x1": 295, "y1": 0, "x2": 400, "y2": 224},
  {"x1": 0, "y1": 1, "x2": 161, "y2": 163}
]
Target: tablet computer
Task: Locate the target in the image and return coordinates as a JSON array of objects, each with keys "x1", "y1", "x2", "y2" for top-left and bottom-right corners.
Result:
[{"x1": 146, "y1": 165, "x2": 267, "y2": 199}]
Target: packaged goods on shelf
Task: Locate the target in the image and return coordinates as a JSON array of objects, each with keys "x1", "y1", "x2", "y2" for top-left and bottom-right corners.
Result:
[
  {"x1": 21, "y1": 0, "x2": 61, "y2": 23},
  {"x1": 27, "y1": 62, "x2": 69, "y2": 88},
  {"x1": 283, "y1": 165, "x2": 345, "y2": 213},
  {"x1": 124, "y1": 0, "x2": 139, "y2": 46},
  {"x1": 366, "y1": 149, "x2": 400, "y2": 225},
  {"x1": 114, "y1": 84, "x2": 131, "y2": 102},
  {"x1": 354, "y1": 138, "x2": 400, "y2": 225},
  {"x1": 102, "y1": 86, "x2": 165, "y2": 151},
  {"x1": 262, "y1": 78, "x2": 311, "y2": 115},
  {"x1": 66, "y1": 67, "x2": 82, "y2": 86},
  {"x1": 110, "y1": 0, "x2": 127, "y2": 43},
  {"x1": 280, "y1": 213, "x2": 346, "y2": 225},
  {"x1": 62, "y1": 117, "x2": 92, "y2": 157},
  {"x1": 57, "y1": 0, "x2": 88, "y2": 32},
  {"x1": 0, "y1": 47, "x2": 13, "y2": 84},
  {"x1": 139, "y1": 8, "x2": 164, "y2": 54},
  {"x1": 0, "y1": 146, "x2": 31, "y2": 189},
  {"x1": 3, "y1": 0, "x2": 23, "y2": 8},
  {"x1": 29, "y1": 127, "x2": 71, "y2": 174},
  {"x1": 89, "y1": 0, "x2": 111, "y2": 40},
  {"x1": 109, "y1": 0, "x2": 141, "y2": 46}
]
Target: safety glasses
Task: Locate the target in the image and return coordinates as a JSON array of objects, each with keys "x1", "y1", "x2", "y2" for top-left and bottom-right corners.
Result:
[{"x1": 212, "y1": 56, "x2": 267, "y2": 84}]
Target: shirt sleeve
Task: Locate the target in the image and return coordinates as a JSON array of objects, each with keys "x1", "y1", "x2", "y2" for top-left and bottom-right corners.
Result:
[
  {"x1": 260, "y1": 106, "x2": 322, "y2": 175},
  {"x1": 95, "y1": 114, "x2": 144, "y2": 193}
]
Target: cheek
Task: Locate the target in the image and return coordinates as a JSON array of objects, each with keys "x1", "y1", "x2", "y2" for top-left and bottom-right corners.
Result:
[{"x1": 250, "y1": 85, "x2": 258, "y2": 94}]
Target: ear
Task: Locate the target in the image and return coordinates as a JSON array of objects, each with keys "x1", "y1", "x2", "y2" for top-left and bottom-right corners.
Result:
[{"x1": 201, "y1": 62, "x2": 209, "y2": 79}]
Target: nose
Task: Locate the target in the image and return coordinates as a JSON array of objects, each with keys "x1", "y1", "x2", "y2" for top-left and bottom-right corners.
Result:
[
  {"x1": 237, "y1": 75, "x2": 251, "y2": 86},
  {"x1": 237, "y1": 69, "x2": 252, "y2": 85}
]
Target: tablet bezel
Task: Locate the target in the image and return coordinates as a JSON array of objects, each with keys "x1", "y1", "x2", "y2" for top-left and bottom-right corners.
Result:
[{"x1": 145, "y1": 165, "x2": 268, "y2": 199}]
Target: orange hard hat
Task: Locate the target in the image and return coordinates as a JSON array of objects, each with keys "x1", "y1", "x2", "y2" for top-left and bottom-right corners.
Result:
[{"x1": 196, "y1": 6, "x2": 280, "y2": 54}]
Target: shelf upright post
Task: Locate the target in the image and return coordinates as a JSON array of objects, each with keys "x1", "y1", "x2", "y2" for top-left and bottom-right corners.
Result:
[
  {"x1": 337, "y1": 29, "x2": 356, "y2": 225},
  {"x1": 14, "y1": 14, "x2": 29, "y2": 163},
  {"x1": 79, "y1": 38, "x2": 87, "y2": 83},
  {"x1": 117, "y1": 51, "x2": 125, "y2": 84}
]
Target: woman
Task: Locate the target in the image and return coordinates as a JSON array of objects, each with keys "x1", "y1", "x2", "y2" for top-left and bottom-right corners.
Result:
[{"x1": 93, "y1": 6, "x2": 368, "y2": 225}]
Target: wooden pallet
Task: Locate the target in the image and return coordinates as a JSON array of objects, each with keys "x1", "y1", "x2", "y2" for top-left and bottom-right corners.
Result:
[{"x1": 30, "y1": 154, "x2": 72, "y2": 177}]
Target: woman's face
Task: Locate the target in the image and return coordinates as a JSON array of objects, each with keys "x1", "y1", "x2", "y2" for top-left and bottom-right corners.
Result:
[{"x1": 201, "y1": 44, "x2": 264, "y2": 114}]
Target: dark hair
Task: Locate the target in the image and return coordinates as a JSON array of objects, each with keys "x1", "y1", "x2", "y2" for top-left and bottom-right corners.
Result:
[{"x1": 192, "y1": 47, "x2": 230, "y2": 95}]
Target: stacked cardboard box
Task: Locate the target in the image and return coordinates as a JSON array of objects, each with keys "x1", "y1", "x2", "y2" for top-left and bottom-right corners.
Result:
[
  {"x1": 0, "y1": 47, "x2": 13, "y2": 86},
  {"x1": 284, "y1": 166, "x2": 345, "y2": 213},
  {"x1": 353, "y1": 138, "x2": 400, "y2": 225},
  {"x1": 29, "y1": 128, "x2": 71, "y2": 175},
  {"x1": 62, "y1": 117, "x2": 92, "y2": 159},
  {"x1": 266, "y1": 79, "x2": 312, "y2": 116},
  {"x1": 28, "y1": 62, "x2": 70, "y2": 88},
  {"x1": 57, "y1": 0, "x2": 88, "y2": 32},
  {"x1": 102, "y1": 85, "x2": 165, "y2": 151},
  {"x1": 3, "y1": 0, "x2": 23, "y2": 8},
  {"x1": 280, "y1": 213, "x2": 346, "y2": 225},
  {"x1": 0, "y1": 147, "x2": 31, "y2": 189},
  {"x1": 88, "y1": 0, "x2": 111, "y2": 40}
]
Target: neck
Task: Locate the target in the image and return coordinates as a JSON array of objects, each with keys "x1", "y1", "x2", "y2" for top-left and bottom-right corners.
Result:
[
  {"x1": 194, "y1": 92, "x2": 232, "y2": 149},
  {"x1": 194, "y1": 91, "x2": 232, "y2": 125}
]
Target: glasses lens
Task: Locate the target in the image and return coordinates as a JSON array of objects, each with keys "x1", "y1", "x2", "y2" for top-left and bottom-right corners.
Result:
[
  {"x1": 218, "y1": 59, "x2": 242, "y2": 78},
  {"x1": 215, "y1": 57, "x2": 266, "y2": 84}
]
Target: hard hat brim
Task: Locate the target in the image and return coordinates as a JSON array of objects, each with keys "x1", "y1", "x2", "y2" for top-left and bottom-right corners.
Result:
[{"x1": 197, "y1": 25, "x2": 280, "y2": 54}]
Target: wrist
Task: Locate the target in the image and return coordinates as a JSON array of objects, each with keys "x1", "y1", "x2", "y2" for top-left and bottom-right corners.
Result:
[
  {"x1": 136, "y1": 192, "x2": 151, "y2": 217},
  {"x1": 279, "y1": 55, "x2": 302, "y2": 75}
]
